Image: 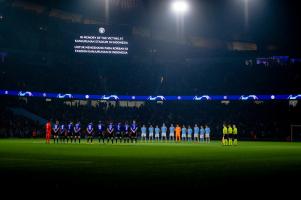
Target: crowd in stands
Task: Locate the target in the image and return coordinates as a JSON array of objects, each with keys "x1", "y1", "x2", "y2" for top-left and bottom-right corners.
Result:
[
  {"x1": 1, "y1": 3, "x2": 301, "y2": 96},
  {"x1": 0, "y1": 105, "x2": 42, "y2": 138}
]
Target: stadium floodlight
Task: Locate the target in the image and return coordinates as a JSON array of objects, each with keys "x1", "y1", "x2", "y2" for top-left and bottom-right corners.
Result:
[{"x1": 171, "y1": 1, "x2": 189, "y2": 14}]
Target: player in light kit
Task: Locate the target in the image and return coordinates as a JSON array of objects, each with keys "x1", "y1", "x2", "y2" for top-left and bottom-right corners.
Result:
[
  {"x1": 148, "y1": 124, "x2": 154, "y2": 143},
  {"x1": 228, "y1": 124, "x2": 233, "y2": 146},
  {"x1": 141, "y1": 124, "x2": 147, "y2": 143},
  {"x1": 161, "y1": 123, "x2": 167, "y2": 142},
  {"x1": 52, "y1": 120, "x2": 60, "y2": 144},
  {"x1": 115, "y1": 122, "x2": 122, "y2": 143},
  {"x1": 193, "y1": 124, "x2": 199, "y2": 143},
  {"x1": 233, "y1": 124, "x2": 238, "y2": 145},
  {"x1": 107, "y1": 122, "x2": 115, "y2": 144},
  {"x1": 67, "y1": 121, "x2": 73, "y2": 143},
  {"x1": 175, "y1": 124, "x2": 181, "y2": 142},
  {"x1": 187, "y1": 125, "x2": 193, "y2": 143},
  {"x1": 97, "y1": 121, "x2": 105, "y2": 144},
  {"x1": 59, "y1": 122, "x2": 66, "y2": 143},
  {"x1": 200, "y1": 125, "x2": 205, "y2": 143},
  {"x1": 169, "y1": 124, "x2": 175, "y2": 142},
  {"x1": 86, "y1": 122, "x2": 94, "y2": 144},
  {"x1": 73, "y1": 121, "x2": 81, "y2": 143},
  {"x1": 205, "y1": 125, "x2": 210, "y2": 143},
  {"x1": 130, "y1": 120, "x2": 138, "y2": 143},
  {"x1": 123, "y1": 122, "x2": 130, "y2": 143},
  {"x1": 222, "y1": 124, "x2": 228, "y2": 145},
  {"x1": 181, "y1": 125, "x2": 187, "y2": 142},
  {"x1": 155, "y1": 125, "x2": 160, "y2": 143}
]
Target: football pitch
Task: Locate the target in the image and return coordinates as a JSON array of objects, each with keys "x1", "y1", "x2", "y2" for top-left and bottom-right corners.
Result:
[{"x1": 1, "y1": 139, "x2": 301, "y2": 191}]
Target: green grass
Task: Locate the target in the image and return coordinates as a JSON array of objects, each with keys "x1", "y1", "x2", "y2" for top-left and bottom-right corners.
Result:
[{"x1": 1, "y1": 139, "x2": 301, "y2": 190}]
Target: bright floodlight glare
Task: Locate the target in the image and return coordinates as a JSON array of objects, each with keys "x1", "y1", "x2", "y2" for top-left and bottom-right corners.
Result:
[{"x1": 171, "y1": 1, "x2": 189, "y2": 13}]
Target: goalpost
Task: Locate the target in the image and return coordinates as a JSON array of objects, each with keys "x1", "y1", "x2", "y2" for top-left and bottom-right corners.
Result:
[{"x1": 290, "y1": 125, "x2": 301, "y2": 142}]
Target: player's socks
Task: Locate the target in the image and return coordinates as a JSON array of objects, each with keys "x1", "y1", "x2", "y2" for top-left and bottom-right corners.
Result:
[
  {"x1": 234, "y1": 139, "x2": 237, "y2": 145},
  {"x1": 79, "y1": 138, "x2": 81, "y2": 143}
]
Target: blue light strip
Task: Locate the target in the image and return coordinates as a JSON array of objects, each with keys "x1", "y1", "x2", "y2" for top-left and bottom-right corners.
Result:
[{"x1": 0, "y1": 89, "x2": 300, "y2": 101}]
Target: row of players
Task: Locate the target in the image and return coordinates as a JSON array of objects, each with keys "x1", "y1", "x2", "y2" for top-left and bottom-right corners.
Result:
[{"x1": 51, "y1": 120, "x2": 214, "y2": 144}]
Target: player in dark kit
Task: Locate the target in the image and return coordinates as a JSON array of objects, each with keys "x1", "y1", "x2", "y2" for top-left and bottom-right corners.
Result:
[
  {"x1": 73, "y1": 121, "x2": 81, "y2": 143},
  {"x1": 107, "y1": 122, "x2": 115, "y2": 144},
  {"x1": 67, "y1": 121, "x2": 73, "y2": 143},
  {"x1": 115, "y1": 122, "x2": 122, "y2": 143},
  {"x1": 97, "y1": 121, "x2": 105, "y2": 143},
  {"x1": 52, "y1": 120, "x2": 60, "y2": 144},
  {"x1": 59, "y1": 123, "x2": 66, "y2": 143},
  {"x1": 123, "y1": 122, "x2": 130, "y2": 143},
  {"x1": 86, "y1": 122, "x2": 94, "y2": 144},
  {"x1": 130, "y1": 120, "x2": 138, "y2": 143}
]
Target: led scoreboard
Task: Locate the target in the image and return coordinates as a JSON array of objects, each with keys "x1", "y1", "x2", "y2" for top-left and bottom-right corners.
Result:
[{"x1": 73, "y1": 25, "x2": 130, "y2": 55}]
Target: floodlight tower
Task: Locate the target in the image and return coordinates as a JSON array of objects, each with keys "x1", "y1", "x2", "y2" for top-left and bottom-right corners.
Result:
[
  {"x1": 171, "y1": 1, "x2": 189, "y2": 14},
  {"x1": 171, "y1": 1, "x2": 190, "y2": 41}
]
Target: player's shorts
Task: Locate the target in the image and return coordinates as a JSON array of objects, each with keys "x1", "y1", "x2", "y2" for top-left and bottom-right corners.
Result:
[
  {"x1": 224, "y1": 134, "x2": 228, "y2": 139},
  {"x1": 233, "y1": 134, "x2": 237, "y2": 139},
  {"x1": 194, "y1": 134, "x2": 198, "y2": 138},
  {"x1": 200, "y1": 134, "x2": 204, "y2": 139},
  {"x1": 123, "y1": 132, "x2": 129, "y2": 137},
  {"x1": 155, "y1": 134, "x2": 160, "y2": 138},
  {"x1": 162, "y1": 133, "x2": 167, "y2": 137},
  {"x1": 130, "y1": 132, "x2": 137, "y2": 138},
  {"x1": 67, "y1": 132, "x2": 73, "y2": 137},
  {"x1": 74, "y1": 132, "x2": 81, "y2": 137},
  {"x1": 228, "y1": 134, "x2": 233, "y2": 139},
  {"x1": 149, "y1": 133, "x2": 154, "y2": 137},
  {"x1": 141, "y1": 133, "x2": 146, "y2": 137},
  {"x1": 53, "y1": 131, "x2": 58, "y2": 136},
  {"x1": 115, "y1": 132, "x2": 121, "y2": 138},
  {"x1": 182, "y1": 134, "x2": 186, "y2": 138},
  {"x1": 205, "y1": 134, "x2": 210, "y2": 138},
  {"x1": 188, "y1": 134, "x2": 192, "y2": 138},
  {"x1": 169, "y1": 133, "x2": 174, "y2": 137}
]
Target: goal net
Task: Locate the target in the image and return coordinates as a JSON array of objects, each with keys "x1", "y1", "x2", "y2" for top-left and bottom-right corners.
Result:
[{"x1": 290, "y1": 125, "x2": 301, "y2": 142}]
